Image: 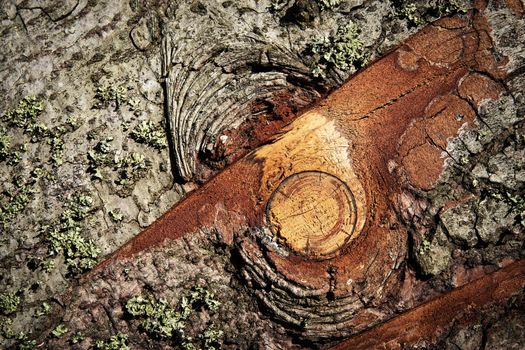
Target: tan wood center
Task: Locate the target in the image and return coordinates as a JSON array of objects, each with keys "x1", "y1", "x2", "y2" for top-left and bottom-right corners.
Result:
[{"x1": 266, "y1": 171, "x2": 357, "y2": 259}]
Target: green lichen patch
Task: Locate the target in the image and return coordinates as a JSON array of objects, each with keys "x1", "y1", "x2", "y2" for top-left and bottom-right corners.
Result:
[
  {"x1": 95, "y1": 84, "x2": 129, "y2": 109},
  {"x1": 307, "y1": 21, "x2": 368, "y2": 78},
  {"x1": 51, "y1": 324, "x2": 68, "y2": 338},
  {"x1": 46, "y1": 127, "x2": 67, "y2": 166},
  {"x1": 0, "y1": 315, "x2": 37, "y2": 347},
  {"x1": 0, "y1": 120, "x2": 67, "y2": 225},
  {"x1": 390, "y1": 0, "x2": 469, "y2": 27},
  {"x1": 0, "y1": 126, "x2": 21, "y2": 165},
  {"x1": 436, "y1": 0, "x2": 468, "y2": 16},
  {"x1": 1, "y1": 96, "x2": 65, "y2": 165},
  {"x1": 488, "y1": 189, "x2": 525, "y2": 228},
  {"x1": 269, "y1": 0, "x2": 288, "y2": 11},
  {"x1": 45, "y1": 192, "x2": 100, "y2": 275},
  {"x1": 125, "y1": 296, "x2": 186, "y2": 339},
  {"x1": 34, "y1": 302, "x2": 51, "y2": 318},
  {"x1": 316, "y1": 0, "x2": 342, "y2": 10},
  {"x1": 0, "y1": 315, "x2": 14, "y2": 339},
  {"x1": 0, "y1": 127, "x2": 11, "y2": 153},
  {"x1": 271, "y1": 0, "x2": 341, "y2": 12},
  {"x1": 112, "y1": 152, "x2": 149, "y2": 193},
  {"x1": 70, "y1": 331, "x2": 85, "y2": 344},
  {"x1": 126, "y1": 287, "x2": 223, "y2": 348},
  {"x1": 186, "y1": 286, "x2": 221, "y2": 312},
  {"x1": 0, "y1": 124, "x2": 27, "y2": 167},
  {"x1": 87, "y1": 137, "x2": 115, "y2": 180},
  {"x1": 0, "y1": 291, "x2": 21, "y2": 316},
  {"x1": 108, "y1": 209, "x2": 124, "y2": 222},
  {"x1": 28, "y1": 256, "x2": 56, "y2": 273},
  {"x1": 0, "y1": 181, "x2": 36, "y2": 227},
  {"x1": 95, "y1": 332, "x2": 130, "y2": 350},
  {"x1": 391, "y1": 2, "x2": 425, "y2": 26},
  {"x1": 94, "y1": 81, "x2": 145, "y2": 115},
  {"x1": 65, "y1": 116, "x2": 80, "y2": 129},
  {"x1": 18, "y1": 338, "x2": 36, "y2": 349},
  {"x1": 87, "y1": 136, "x2": 150, "y2": 192},
  {"x1": 1, "y1": 95, "x2": 80, "y2": 170},
  {"x1": 416, "y1": 227, "x2": 452, "y2": 276},
  {"x1": 48, "y1": 227, "x2": 100, "y2": 273},
  {"x1": 63, "y1": 192, "x2": 94, "y2": 221},
  {"x1": 0, "y1": 167, "x2": 51, "y2": 227},
  {"x1": 114, "y1": 152, "x2": 149, "y2": 191},
  {"x1": 130, "y1": 120, "x2": 168, "y2": 150},
  {"x1": 199, "y1": 326, "x2": 223, "y2": 350},
  {"x1": 2, "y1": 96, "x2": 44, "y2": 130},
  {"x1": 40, "y1": 259, "x2": 55, "y2": 273}
]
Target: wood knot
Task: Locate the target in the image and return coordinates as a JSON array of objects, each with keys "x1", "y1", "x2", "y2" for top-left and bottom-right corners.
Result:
[{"x1": 266, "y1": 171, "x2": 357, "y2": 259}]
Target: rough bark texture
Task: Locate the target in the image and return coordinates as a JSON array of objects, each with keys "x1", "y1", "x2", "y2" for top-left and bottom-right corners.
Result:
[{"x1": 0, "y1": 0, "x2": 524, "y2": 349}]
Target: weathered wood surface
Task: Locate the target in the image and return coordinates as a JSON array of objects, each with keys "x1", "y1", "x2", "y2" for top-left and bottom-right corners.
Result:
[
  {"x1": 90, "y1": 1, "x2": 525, "y2": 346},
  {"x1": 160, "y1": 6, "x2": 322, "y2": 182},
  {"x1": 329, "y1": 258, "x2": 525, "y2": 349}
]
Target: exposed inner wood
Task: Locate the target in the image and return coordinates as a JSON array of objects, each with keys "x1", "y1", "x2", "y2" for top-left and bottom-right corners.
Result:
[{"x1": 266, "y1": 171, "x2": 357, "y2": 259}]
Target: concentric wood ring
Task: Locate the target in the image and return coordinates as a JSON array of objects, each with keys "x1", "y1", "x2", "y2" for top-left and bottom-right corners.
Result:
[{"x1": 266, "y1": 171, "x2": 357, "y2": 259}]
